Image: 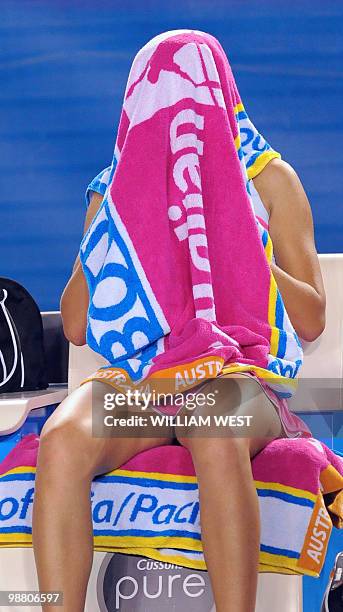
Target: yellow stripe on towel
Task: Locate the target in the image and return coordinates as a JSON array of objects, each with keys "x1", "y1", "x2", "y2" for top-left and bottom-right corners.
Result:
[
  {"x1": 220, "y1": 363, "x2": 297, "y2": 389},
  {"x1": 233, "y1": 102, "x2": 245, "y2": 115},
  {"x1": 0, "y1": 465, "x2": 37, "y2": 478},
  {"x1": 234, "y1": 133, "x2": 241, "y2": 151},
  {"x1": 247, "y1": 150, "x2": 281, "y2": 180},
  {"x1": 93, "y1": 535, "x2": 202, "y2": 552},
  {"x1": 266, "y1": 240, "x2": 280, "y2": 357},
  {"x1": 259, "y1": 551, "x2": 319, "y2": 578},
  {"x1": 254, "y1": 480, "x2": 317, "y2": 504},
  {"x1": 105, "y1": 468, "x2": 197, "y2": 484}
]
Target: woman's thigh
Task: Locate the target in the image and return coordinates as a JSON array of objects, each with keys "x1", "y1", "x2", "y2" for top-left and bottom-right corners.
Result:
[
  {"x1": 175, "y1": 373, "x2": 285, "y2": 458},
  {"x1": 39, "y1": 380, "x2": 174, "y2": 477}
]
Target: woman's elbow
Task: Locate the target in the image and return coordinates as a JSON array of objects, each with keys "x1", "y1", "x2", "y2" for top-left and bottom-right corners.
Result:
[
  {"x1": 61, "y1": 316, "x2": 87, "y2": 346},
  {"x1": 300, "y1": 321, "x2": 325, "y2": 343},
  {"x1": 65, "y1": 327, "x2": 87, "y2": 346},
  {"x1": 299, "y1": 301, "x2": 326, "y2": 343},
  {"x1": 60, "y1": 299, "x2": 87, "y2": 346}
]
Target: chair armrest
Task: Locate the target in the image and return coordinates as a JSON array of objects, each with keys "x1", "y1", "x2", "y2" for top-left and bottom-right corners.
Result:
[
  {"x1": 290, "y1": 254, "x2": 343, "y2": 413},
  {"x1": 0, "y1": 386, "x2": 68, "y2": 436}
]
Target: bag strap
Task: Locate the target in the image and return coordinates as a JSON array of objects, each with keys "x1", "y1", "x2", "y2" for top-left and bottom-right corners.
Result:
[{"x1": 0, "y1": 288, "x2": 24, "y2": 388}]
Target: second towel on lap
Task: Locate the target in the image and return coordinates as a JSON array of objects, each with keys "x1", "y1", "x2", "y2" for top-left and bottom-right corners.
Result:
[{"x1": 0, "y1": 434, "x2": 342, "y2": 577}]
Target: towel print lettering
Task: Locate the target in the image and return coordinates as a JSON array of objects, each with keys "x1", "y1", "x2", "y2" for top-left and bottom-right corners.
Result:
[
  {"x1": 168, "y1": 109, "x2": 215, "y2": 321},
  {"x1": 80, "y1": 200, "x2": 169, "y2": 379},
  {"x1": 299, "y1": 498, "x2": 333, "y2": 573}
]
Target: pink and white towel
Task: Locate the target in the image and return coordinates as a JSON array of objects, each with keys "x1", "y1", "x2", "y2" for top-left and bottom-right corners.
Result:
[
  {"x1": 0, "y1": 434, "x2": 342, "y2": 577},
  {"x1": 79, "y1": 30, "x2": 304, "y2": 407}
]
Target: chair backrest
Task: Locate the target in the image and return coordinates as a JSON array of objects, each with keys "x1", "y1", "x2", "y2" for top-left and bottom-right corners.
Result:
[
  {"x1": 42, "y1": 311, "x2": 69, "y2": 384},
  {"x1": 68, "y1": 341, "x2": 108, "y2": 395},
  {"x1": 68, "y1": 254, "x2": 343, "y2": 410}
]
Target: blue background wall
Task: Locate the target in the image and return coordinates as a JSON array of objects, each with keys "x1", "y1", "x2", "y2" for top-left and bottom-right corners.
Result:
[{"x1": 1, "y1": 0, "x2": 342, "y2": 310}]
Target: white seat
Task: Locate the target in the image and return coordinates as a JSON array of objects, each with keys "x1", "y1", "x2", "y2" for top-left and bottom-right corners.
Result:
[{"x1": 289, "y1": 254, "x2": 343, "y2": 413}]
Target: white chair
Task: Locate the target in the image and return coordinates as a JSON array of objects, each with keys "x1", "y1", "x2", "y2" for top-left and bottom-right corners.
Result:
[{"x1": 0, "y1": 254, "x2": 342, "y2": 611}]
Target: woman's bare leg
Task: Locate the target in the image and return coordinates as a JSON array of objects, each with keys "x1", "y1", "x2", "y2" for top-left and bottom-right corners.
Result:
[
  {"x1": 32, "y1": 381, "x2": 173, "y2": 612},
  {"x1": 176, "y1": 374, "x2": 284, "y2": 612}
]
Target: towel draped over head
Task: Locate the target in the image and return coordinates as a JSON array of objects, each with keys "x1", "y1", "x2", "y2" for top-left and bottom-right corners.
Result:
[{"x1": 79, "y1": 29, "x2": 303, "y2": 397}]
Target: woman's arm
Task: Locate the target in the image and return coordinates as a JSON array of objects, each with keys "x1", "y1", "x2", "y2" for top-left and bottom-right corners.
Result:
[
  {"x1": 253, "y1": 158, "x2": 326, "y2": 342},
  {"x1": 60, "y1": 191, "x2": 104, "y2": 345}
]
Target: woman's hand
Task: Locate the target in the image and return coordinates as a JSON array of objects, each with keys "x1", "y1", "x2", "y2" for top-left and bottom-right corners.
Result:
[
  {"x1": 253, "y1": 158, "x2": 326, "y2": 342},
  {"x1": 60, "y1": 191, "x2": 104, "y2": 345}
]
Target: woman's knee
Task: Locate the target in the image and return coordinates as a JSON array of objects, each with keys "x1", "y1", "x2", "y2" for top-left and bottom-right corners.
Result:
[
  {"x1": 176, "y1": 432, "x2": 251, "y2": 464},
  {"x1": 38, "y1": 407, "x2": 95, "y2": 479}
]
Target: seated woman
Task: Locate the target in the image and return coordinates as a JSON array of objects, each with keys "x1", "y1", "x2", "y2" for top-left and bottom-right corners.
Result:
[{"x1": 32, "y1": 30, "x2": 325, "y2": 612}]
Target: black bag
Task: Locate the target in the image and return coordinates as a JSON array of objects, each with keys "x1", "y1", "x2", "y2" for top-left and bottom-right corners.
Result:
[{"x1": 0, "y1": 278, "x2": 48, "y2": 393}]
